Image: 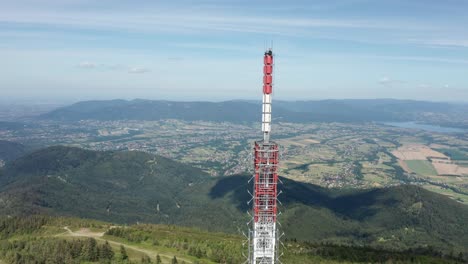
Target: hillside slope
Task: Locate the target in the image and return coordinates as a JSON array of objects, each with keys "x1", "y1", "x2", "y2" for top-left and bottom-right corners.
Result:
[
  {"x1": 0, "y1": 146, "x2": 467, "y2": 253},
  {"x1": 0, "y1": 140, "x2": 26, "y2": 162},
  {"x1": 0, "y1": 215, "x2": 463, "y2": 264}
]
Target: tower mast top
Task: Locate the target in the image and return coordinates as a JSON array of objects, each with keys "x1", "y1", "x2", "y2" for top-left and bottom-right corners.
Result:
[{"x1": 262, "y1": 49, "x2": 274, "y2": 142}]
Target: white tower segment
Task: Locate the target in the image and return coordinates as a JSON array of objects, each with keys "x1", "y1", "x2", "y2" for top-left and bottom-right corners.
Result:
[{"x1": 262, "y1": 93, "x2": 272, "y2": 142}]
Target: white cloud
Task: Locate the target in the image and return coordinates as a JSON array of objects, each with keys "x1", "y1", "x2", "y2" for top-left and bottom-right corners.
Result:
[
  {"x1": 167, "y1": 57, "x2": 184, "y2": 61},
  {"x1": 128, "y1": 67, "x2": 150, "y2": 74},
  {"x1": 78, "y1": 61, "x2": 96, "y2": 68},
  {"x1": 1, "y1": 2, "x2": 467, "y2": 50},
  {"x1": 370, "y1": 55, "x2": 468, "y2": 65},
  {"x1": 379, "y1": 76, "x2": 390, "y2": 85},
  {"x1": 379, "y1": 76, "x2": 404, "y2": 86},
  {"x1": 417, "y1": 39, "x2": 468, "y2": 48},
  {"x1": 77, "y1": 62, "x2": 147, "y2": 73},
  {"x1": 0, "y1": 7, "x2": 437, "y2": 38}
]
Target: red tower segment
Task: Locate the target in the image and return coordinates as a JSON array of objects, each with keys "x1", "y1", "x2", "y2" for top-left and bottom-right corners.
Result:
[{"x1": 263, "y1": 52, "x2": 274, "y2": 94}]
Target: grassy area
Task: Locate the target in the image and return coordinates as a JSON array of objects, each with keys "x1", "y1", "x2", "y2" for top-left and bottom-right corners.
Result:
[
  {"x1": 405, "y1": 160, "x2": 438, "y2": 175},
  {"x1": 436, "y1": 148, "x2": 468, "y2": 160},
  {"x1": 99, "y1": 235, "x2": 198, "y2": 263}
]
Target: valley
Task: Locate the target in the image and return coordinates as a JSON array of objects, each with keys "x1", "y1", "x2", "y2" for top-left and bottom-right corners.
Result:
[
  {"x1": 2, "y1": 118, "x2": 468, "y2": 204},
  {"x1": 1, "y1": 99, "x2": 468, "y2": 263}
]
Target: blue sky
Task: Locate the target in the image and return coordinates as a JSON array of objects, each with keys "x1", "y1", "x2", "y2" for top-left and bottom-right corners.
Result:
[{"x1": 1, "y1": 0, "x2": 468, "y2": 102}]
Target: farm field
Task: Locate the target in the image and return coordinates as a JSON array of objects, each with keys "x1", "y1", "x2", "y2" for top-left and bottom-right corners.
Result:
[
  {"x1": 392, "y1": 144, "x2": 447, "y2": 160},
  {"x1": 432, "y1": 160, "x2": 468, "y2": 175},
  {"x1": 405, "y1": 160, "x2": 437, "y2": 176},
  {"x1": 435, "y1": 148, "x2": 468, "y2": 160}
]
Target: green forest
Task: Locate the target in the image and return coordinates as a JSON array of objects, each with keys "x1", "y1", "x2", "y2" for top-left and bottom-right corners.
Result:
[{"x1": 0, "y1": 215, "x2": 465, "y2": 264}]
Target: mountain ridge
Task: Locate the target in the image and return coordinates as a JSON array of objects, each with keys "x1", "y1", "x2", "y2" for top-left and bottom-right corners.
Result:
[{"x1": 38, "y1": 99, "x2": 468, "y2": 126}]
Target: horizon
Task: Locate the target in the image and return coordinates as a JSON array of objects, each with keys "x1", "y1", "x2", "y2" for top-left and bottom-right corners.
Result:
[
  {"x1": 2, "y1": 97, "x2": 468, "y2": 106},
  {"x1": 1, "y1": 0, "x2": 468, "y2": 101},
  {"x1": 0, "y1": 97, "x2": 468, "y2": 107}
]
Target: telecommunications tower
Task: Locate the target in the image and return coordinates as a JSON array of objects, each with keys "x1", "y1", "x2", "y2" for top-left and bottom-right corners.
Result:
[{"x1": 247, "y1": 49, "x2": 281, "y2": 264}]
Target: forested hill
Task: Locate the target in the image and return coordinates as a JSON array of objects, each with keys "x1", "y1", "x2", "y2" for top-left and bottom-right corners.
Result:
[
  {"x1": 38, "y1": 99, "x2": 468, "y2": 125},
  {"x1": 0, "y1": 140, "x2": 26, "y2": 162},
  {"x1": 1, "y1": 146, "x2": 468, "y2": 254}
]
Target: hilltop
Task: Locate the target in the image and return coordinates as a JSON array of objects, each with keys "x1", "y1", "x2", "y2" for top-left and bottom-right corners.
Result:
[{"x1": 1, "y1": 146, "x2": 467, "y2": 255}]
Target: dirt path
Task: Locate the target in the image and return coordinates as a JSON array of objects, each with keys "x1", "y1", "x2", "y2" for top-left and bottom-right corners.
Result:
[{"x1": 60, "y1": 227, "x2": 193, "y2": 263}]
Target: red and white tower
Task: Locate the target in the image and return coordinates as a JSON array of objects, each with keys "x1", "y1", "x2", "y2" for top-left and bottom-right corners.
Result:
[{"x1": 248, "y1": 49, "x2": 280, "y2": 264}]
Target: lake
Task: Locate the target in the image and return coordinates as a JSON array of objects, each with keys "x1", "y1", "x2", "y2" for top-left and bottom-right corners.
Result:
[{"x1": 382, "y1": 122, "x2": 466, "y2": 133}]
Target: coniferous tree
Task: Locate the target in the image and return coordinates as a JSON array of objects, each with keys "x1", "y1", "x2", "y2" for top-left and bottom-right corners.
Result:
[
  {"x1": 458, "y1": 252, "x2": 464, "y2": 261},
  {"x1": 156, "y1": 254, "x2": 162, "y2": 264},
  {"x1": 172, "y1": 256, "x2": 178, "y2": 264},
  {"x1": 81, "y1": 238, "x2": 98, "y2": 261},
  {"x1": 196, "y1": 248, "x2": 203, "y2": 258},
  {"x1": 64, "y1": 253, "x2": 75, "y2": 264},
  {"x1": 120, "y1": 245, "x2": 129, "y2": 260},
  {"x1": 99, "y1": 240, "x2": 114, "y2": 260},
  {"x1": 141, "y1": 254, "x2": 152, "y2": 263}
]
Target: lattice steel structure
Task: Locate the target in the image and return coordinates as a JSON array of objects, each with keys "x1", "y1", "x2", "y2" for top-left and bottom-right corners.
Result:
[{"x1": 247, "y1": 49, "x2": 281, "y2": 264}]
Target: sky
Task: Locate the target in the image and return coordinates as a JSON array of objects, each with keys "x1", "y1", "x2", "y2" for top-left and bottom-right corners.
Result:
[{"x1": 1, "y1": 0, "x2": 468, "y2": 102}]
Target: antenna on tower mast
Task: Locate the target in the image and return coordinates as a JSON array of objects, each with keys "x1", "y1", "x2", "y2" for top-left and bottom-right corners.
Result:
[{"x1": 246, "y1": 48, "x2": 281, "y2": 264}]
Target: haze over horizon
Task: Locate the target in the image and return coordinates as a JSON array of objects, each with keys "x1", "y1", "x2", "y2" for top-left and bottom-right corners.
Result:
[{"x1": 1, "y1": 0, "x2": 468, "y2": 102}]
